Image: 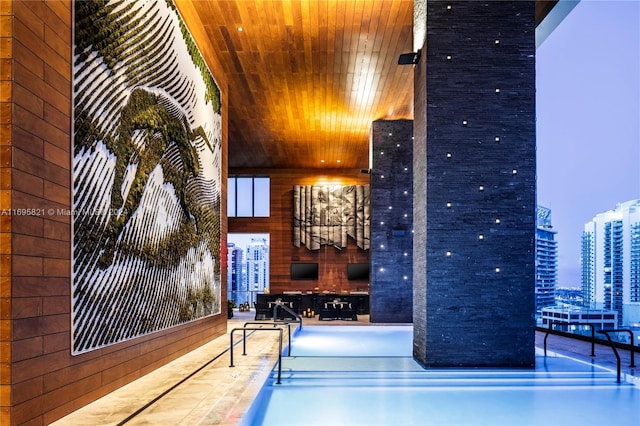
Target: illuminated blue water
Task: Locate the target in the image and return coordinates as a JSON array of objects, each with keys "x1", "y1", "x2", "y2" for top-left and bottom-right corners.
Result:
[{"x1": 241, "y1": 326, "x2": 640, "y2": 426}]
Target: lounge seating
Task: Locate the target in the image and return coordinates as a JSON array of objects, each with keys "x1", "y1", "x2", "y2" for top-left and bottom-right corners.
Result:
[
  {"x1": 318, "y1": 300, "x2": 358, "y2": 320},
  {"x1": 340, "y1": 302, "x2": 358, "y2": 321},
  {"x1": 319, "y1": 302, "x2": 339, "y2": 320},
  {"x1": 253, "y1": 302, "x2": 272, "y2": 320}
]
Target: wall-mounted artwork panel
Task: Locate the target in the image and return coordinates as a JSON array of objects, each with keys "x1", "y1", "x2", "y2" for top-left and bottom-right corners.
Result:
[
  {"x1": 293, "y1": 185, "x2": 370, "y2": 250},
  {"x1": 72, "y1": 0, "x2": 222, "y2": 354}
]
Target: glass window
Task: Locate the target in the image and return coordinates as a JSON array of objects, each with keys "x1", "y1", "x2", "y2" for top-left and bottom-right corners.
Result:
[
  {"x1": 236, "y1": 177, "x2": 254, "y2": 217},
  {"x1": 228, "y1": 176, "x2": 270, "y2": 217},
  {"x1": 227, "y1": 177, "x2": 236, "y2": 217},
  {"x1": 253, "y1": 177, "x2": 270, "y2": 217}
]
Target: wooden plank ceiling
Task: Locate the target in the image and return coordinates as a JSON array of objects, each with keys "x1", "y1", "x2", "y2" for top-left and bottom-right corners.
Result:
[{"x1": 175, "y1": 1, "x2": 556, "y2": 170}]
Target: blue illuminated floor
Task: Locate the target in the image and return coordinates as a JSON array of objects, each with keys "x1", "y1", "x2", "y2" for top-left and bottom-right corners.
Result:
[{"x1": 241, "y1": 326, "x2": 640, "y2": 426}]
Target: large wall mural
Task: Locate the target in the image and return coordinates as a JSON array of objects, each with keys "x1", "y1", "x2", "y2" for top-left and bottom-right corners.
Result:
[
  {"x1": 293, "y1": 185, "x2": 370, "y2": 250},
  {"x1": 72, "y1": 0, "x2": 222, "y2": 354}
]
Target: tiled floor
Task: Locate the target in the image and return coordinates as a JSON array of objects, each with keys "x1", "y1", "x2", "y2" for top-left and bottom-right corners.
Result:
[
  {"x1": 52, "y1": 310, "x2": 288, "y2": 426},
  {"x1": 51, "y1": 311, "x2": 639, "y2": 425}
]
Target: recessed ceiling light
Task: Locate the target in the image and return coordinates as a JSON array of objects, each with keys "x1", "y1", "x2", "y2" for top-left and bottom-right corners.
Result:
[
  {"x1": 320, "y1": 159, "x2": 325, "y2": 163},
  {"x1": 336, "y1": 160, "x2": 341, "y2": 163},
  {"x1": 237, "y1": 27, "x2": 243, "y2": 32}
]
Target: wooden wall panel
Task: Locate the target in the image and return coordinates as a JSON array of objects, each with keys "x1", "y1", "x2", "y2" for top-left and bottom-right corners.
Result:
[
  {"x1": 229, "y1": 168, "x2": 371, "y2": 295},
  {"x1": 0, "y1": 0, "x2": 13, "y2": 421},
  {"x1": 3, "y1": 2, "x2": 230, "y2": 425}
]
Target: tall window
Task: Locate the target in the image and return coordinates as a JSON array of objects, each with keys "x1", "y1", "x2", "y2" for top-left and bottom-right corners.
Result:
[
  {"x1": 228, "y1": 176, "x2": 270, "y2": 217},
  {"x1": 228, "y1": 234, "x2": 270, "y2": 304}
]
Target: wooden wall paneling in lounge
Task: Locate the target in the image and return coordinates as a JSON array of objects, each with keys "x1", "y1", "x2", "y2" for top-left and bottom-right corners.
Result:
[{"x1": 228, "y1": 169, "x2": 371, "y2": 294}]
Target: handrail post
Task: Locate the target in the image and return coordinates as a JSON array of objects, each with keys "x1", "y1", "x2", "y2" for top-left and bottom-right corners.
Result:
[
  {"x1": 588, "y1": 324, "x2": 595, "y2": 357},
  {"x1": 543, "y1": 321, "x2": 554, "y2": 357},
  {"x1": 616, "y1": 330, "x2": 635, "y2": 367},
  {"x1": 630, "y1": 330, "x2": 635, "y2": 368},
  {"x1": 243, "y1": 327, "x2": 247, "y2": 355},
  {"x1": 230, "y1": 331, "x2": 235, "y2": 367},
  {"x1": 277, "y1": 329, "x2": 282, "y2": 384}
]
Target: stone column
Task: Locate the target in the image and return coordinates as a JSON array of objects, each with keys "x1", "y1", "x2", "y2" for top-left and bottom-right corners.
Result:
[
  {"x1": 413, "y1": 1, "x2": 536, "y2": 367},
  {"x1": 370, "y1": 120, "x2": 413, "y2": 323}
]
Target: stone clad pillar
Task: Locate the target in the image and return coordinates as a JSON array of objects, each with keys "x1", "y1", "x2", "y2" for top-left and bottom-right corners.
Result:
[
  {"x1": 370, "y1": 120, "x2": 413, "y2": 323},
  {"x1": 413, "y1": 1, "x2": 536, "y2": 367}
]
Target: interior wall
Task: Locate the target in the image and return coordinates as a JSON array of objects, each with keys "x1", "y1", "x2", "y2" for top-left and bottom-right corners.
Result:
[
  {"x1": 3, "y1": 2, "x2": 229, "y2": 424},
  {"x1": 229, "y1": 169, "x2": 370, "y2": 294}
]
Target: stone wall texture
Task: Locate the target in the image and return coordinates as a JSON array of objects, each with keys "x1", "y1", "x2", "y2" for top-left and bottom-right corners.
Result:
[
  {"x1": 370, "y1": 120, "x2": 413, "y2": 323},
  {"x1": 413, "y1": 0, "x2": 536, "y2": 367}
]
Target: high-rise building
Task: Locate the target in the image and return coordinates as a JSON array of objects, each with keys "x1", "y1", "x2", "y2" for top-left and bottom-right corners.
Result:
[
  {"x1": 246, "y1": 238, "x2": 270, "y2": 301},
  {"x1": 581, "y1": 199, "x2": 640, "y2": 326},
  {"x1": 227, "y1": 243, "x2": 244, "y2": 305},
  {"x1": 536, "y1": 206, "x2": 558, "y2": 312}
]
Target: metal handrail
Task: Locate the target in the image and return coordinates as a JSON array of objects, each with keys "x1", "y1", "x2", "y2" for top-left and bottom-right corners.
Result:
[
  {"x1": 229, "y1": 327, "x2": 283, "y2": 384},
  {"x1": 271, "y1": 299, "x2": 303, "y2": 330},
  {"x1": 597, "y1": 330, "x2": 622, "y2": 384},
  {"x1": 243, "y1": 321, "x2": 292, "y2": 356},
  {"x1": 543, "y1": 321, "x2": 595, "y2": 357},
  {"x1": 598, "y1": 329, "x2": 636, "y2": 368}
]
